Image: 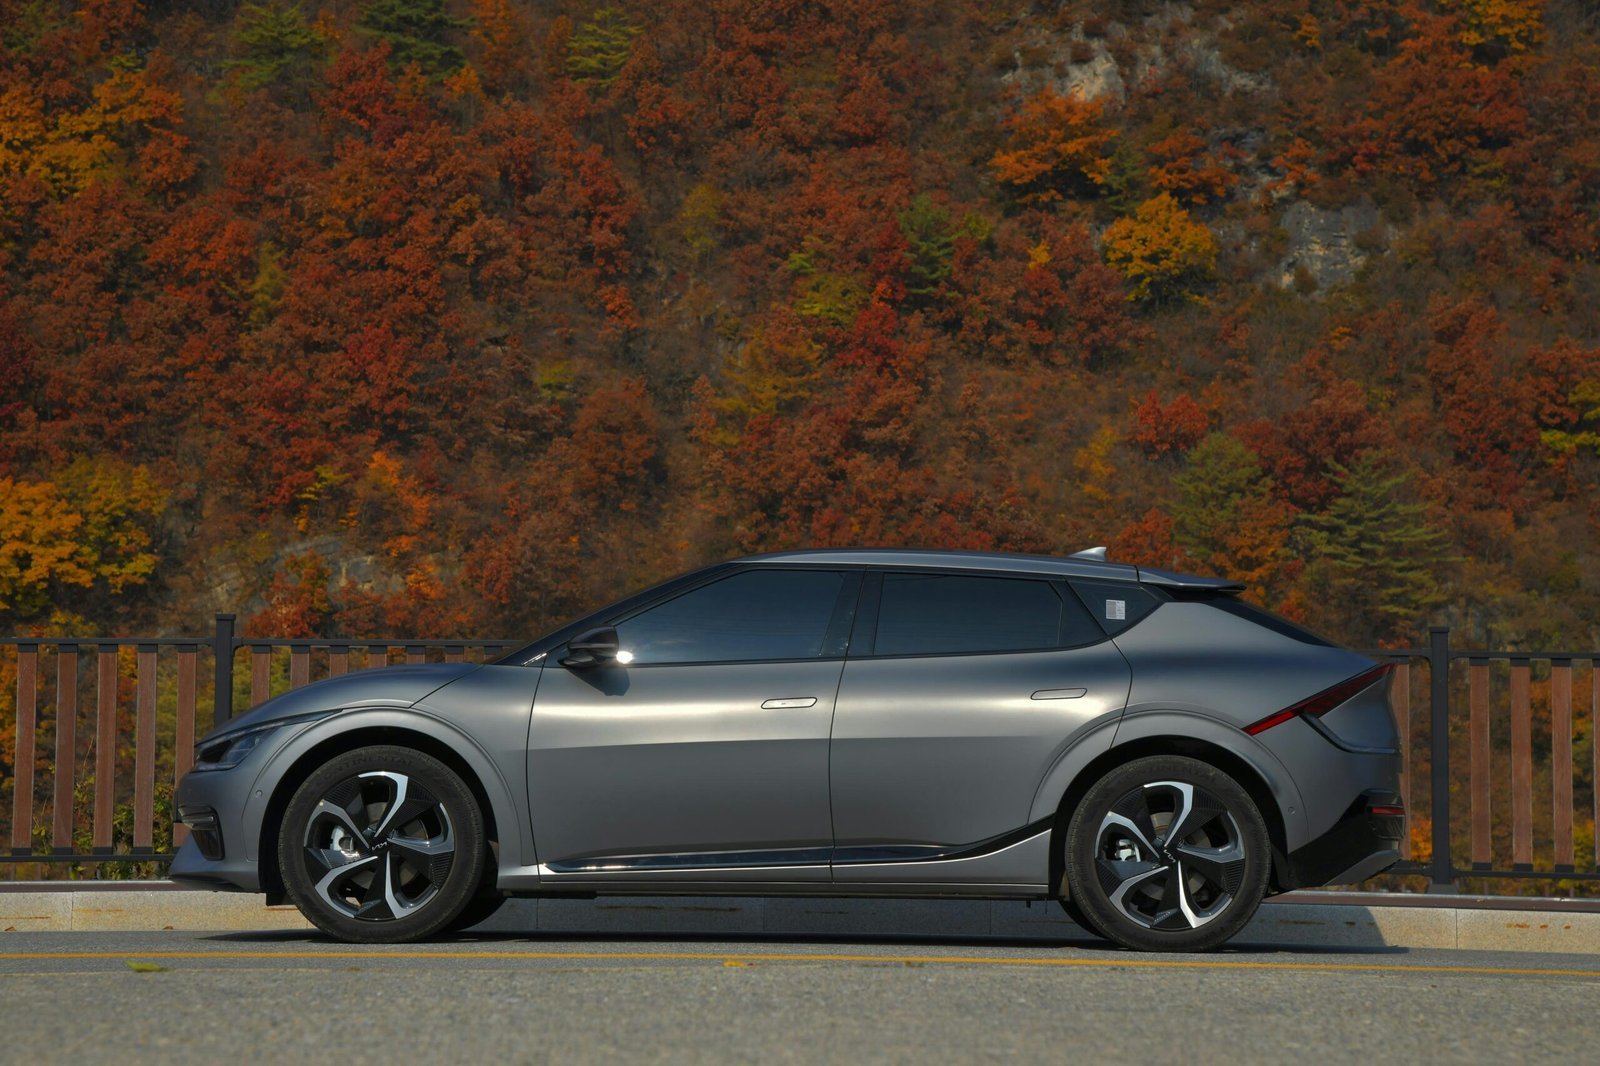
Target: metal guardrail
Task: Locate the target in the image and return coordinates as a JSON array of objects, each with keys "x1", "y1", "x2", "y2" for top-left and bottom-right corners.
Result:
[{"x1": 1, "y1": 620, "x2": 1597, "y2": 889}]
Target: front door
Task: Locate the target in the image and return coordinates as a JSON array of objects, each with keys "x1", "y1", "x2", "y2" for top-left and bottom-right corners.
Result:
[{"x1": 527, "y1": 567, "x2": 859, "y2": 882}]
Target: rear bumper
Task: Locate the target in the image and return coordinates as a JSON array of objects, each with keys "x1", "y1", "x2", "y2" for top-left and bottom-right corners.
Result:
[{"x1": 1285, "y1": 790, "x2": 1404, "y2": 889}]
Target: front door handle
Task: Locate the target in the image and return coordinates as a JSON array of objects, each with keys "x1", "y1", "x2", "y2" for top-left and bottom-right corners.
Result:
[
  {"x1": 761, "y1": 697, "x2": 819, "y2": 709},
  {"x1": 1031, "y1": 688, "x2": 1087, "y2": 700}
]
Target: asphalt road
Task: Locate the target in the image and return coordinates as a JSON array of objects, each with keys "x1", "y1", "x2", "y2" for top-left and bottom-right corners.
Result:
[{"x1": 2, "y1": 930, "x2": 1597, "y2": 1064}]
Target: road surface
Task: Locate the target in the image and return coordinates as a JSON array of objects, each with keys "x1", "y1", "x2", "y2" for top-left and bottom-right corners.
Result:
[{"x1": 2, "y1": 929, "x2": 1596, "y2": 1063}]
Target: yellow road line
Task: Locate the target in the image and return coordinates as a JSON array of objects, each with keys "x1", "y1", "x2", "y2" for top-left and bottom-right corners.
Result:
[{"x1": 0, "y1": 950, "x2": 1596, "y2": 978}]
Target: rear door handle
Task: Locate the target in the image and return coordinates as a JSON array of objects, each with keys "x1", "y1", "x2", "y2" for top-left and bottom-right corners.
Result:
[
  {"x1": 761, "y1": 697, "x2": 819, "y2": 709},
  {"x1": 1031, "y1": 688, "x2": 1087, "y2": 700}
]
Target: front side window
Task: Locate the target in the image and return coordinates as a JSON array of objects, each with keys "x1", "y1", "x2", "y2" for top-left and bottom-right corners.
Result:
[
  {"x1": 615, "y1": 569, "x2": 846, "y2": 665},
  {"x1": 872, "y1": 573, "x2": 1091, "y2": 656}
]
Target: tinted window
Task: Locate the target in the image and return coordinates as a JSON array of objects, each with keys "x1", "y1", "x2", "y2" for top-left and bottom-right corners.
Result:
[
  {"x1": 616, "y1": 570, "x2": 845, "y2": 664},
  {"x1": 873, "y1": 574, "x2": 1090, "y2": 656}
]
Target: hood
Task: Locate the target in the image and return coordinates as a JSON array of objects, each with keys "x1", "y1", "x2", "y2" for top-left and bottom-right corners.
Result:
[{"x1": 200, "y1": 662, "x2": 482, "y2": 742}]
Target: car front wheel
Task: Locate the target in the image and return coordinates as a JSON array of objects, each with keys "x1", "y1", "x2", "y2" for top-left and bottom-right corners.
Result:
[
  {"x1": 279, "y1": 745, "x2": 487, "y2": 943},
  {"x1": 1064, "y1": 755, "x2": 1270, "y2": 952}
]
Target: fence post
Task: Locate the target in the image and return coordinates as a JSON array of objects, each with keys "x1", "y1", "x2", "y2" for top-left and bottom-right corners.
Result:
[
  {"x1": 213, "y1": 613, "x2": 236, "y2": 728},
  {"x1": 1428, "y1": 625, "x2": 1454, "y2": 893}
]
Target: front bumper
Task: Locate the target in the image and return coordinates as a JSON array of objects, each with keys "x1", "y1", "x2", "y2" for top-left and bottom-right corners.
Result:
[
  {"x1": 168, "y1": 767, "x2": 261, "y2": 893},
  {"x1": 1285, "y1": 789, "x2": 1404, "y2": 888}
]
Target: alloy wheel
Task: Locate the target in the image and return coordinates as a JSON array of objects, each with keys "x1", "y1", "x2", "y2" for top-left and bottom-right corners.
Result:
[
  {"x1": 1093, "y1": 779, "x2": 1246, "y2": 931},
  {"x1": 302, "y1": 770, "x2": 456, "y2": 921}
]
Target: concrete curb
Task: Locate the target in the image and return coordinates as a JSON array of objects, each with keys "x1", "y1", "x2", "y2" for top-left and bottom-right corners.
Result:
[{"x1": 3, "y1": 885, "x2": 1599, "y2": 952}]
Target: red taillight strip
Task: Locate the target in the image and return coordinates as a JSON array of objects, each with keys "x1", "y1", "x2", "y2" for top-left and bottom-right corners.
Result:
[
  {"x1": 1243, "y1": 662, "x2": 1396, "y2": 737},
  {"x1": 1369, "y1": 804, "x2": 1406, "y2": 817}
]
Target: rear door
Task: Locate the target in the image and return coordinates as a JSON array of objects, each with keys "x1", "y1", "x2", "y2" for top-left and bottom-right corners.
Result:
[
  {"x1": 528, "y1": 567, "x2": 859, "y2": 881},
  {"x1": 829, "y1": 570, "x2": 1131, "y2": 879}
]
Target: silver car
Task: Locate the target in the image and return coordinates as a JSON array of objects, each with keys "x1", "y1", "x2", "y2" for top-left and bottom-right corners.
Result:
[{"x1": 172, "y1": 549, "x2": 1403, "y2": 951}]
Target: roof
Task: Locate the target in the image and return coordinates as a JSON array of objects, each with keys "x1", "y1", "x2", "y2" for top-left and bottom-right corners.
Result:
[
  {"x1": 739, "y1": 544, "x2": 1248, "y2": 592},
  {"x1": 741, "y1": 548, "x2": 1245, "y2": 593}
]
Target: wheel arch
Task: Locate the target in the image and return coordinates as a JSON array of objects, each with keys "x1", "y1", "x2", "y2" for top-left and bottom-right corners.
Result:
[
  {"x1": 255, "y1": 725, "x2": 507, "y2": 902},
  {"x1": 1043, "y1": 734, "x2": 1298, "y2": 899}
]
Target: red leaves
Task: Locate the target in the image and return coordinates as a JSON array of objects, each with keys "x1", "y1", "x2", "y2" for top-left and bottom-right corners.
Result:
[
  {"x1": 1130, "y1": 391, "x2": 1209, "y2": 459},
  {"x1": 1330, "y1": 14, "x2": 1528, "y2": 199}
]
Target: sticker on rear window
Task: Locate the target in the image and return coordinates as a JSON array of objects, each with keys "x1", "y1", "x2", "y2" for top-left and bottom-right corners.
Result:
[{"x1": 1106, "y1": 599, "x2": 1126, "y2": 621}]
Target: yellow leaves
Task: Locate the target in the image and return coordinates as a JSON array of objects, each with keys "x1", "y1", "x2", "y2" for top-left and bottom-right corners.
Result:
[
  {"x1": 990, "y1": 88, "x2": 1116, "y2": 204},
  {"x1": 0, "y1": 479, "x2": 92, "y2": 614},
  {"x1": 54, "y1": 457, "x2": 166, "y2": 595},
  {"x1": 1100, "y1": 193, "x2": 1218, "y2": 303},
  {"x1": 0, "y1": 459, "x2": 165, "y2": 619},
  {"x1": 1072, "y1": 424, "x2": 1119, "y2": 503},
  {"x1": 1444, "y1": 0, "x2": 1545, "y2": 62},
  {"x1": 1295, "y1": 15, "x2": 1322, "y2": 52},
  {"x1": 1026, "y1": 240, "x2": 1051, "y2": 270},
  {"x1": 0, "y1": 66, "x2": 189, "y2": 196},
  {"x1": 675, "y1": 183, "x2": 722, "y2": 262},
  {"x1": 716, "y1": 323, "x2": 825, "y2": 420}
]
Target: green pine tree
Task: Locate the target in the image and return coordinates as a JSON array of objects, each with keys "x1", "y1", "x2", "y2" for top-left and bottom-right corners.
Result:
[
  {"x1": 1301, "y1": 453, "x2": 1453, "y2": 646},
  {"x1": 226, "y1": 3, "x2": 325, "y2": 92},
  {"x1": 1171, "y1": 432, "x2": 1273, "y2": 559},
  {"x1": 566, "y1": 6, "x2": 641, "y2": 87},
  {"x1": 898, "y1": 194, "x2": 954, "y2": 304},
  {"x1": 358, "y1": 0, "x2": 472, "y2": 76}
]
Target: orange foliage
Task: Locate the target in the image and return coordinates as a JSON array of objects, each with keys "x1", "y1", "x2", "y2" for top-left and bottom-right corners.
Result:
[{"x1": 990, "y1": 88, "x2": 1116, "y2": 203}]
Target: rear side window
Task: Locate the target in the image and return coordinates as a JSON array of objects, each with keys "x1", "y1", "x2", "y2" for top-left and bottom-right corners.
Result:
[
  {"x1": 617, "y1": 569, "x2": 846, "y2": 664},
  {"x1": 871, "y1": 573, "x2": 1099, "y2": 656}
]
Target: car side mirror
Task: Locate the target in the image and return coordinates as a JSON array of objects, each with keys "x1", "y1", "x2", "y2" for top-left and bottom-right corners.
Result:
[{"x1": 561, "y1": 626, "x2": 623, "y2": 668}]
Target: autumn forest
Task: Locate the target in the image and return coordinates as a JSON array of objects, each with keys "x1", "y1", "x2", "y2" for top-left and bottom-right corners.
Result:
[{"x1": 2, "y1": 0, "x2": 1599, "y2": 657}]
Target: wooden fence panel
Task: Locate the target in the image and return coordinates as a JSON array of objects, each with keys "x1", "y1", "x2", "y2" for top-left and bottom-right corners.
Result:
[
  {"x1": 1469, "y1": 659, "x2": 1491, "y2": 867},
  {"x1": 251, "y1": 646, "x2": 271, "y2": 708},
  {"x1": 1552, "y1": 661, "x2": 1574, "y2": 871},
  {"x1": 133, "y1": 646, "x2": 157, "y2": 850},
  {"x1": 1510, "y1": 660, "x2": 1533, "y2": 869},
  {"x1": 52, "y1": 646, "x2": 79, "y2": 852},
  {"x1": 174, "y1": 646, "x2": 197, "y2": 846},
  {"x1": 11, "y1": 646, "x2": 38, "y2": 852},
  {"x1": 289, "y1": 647, "x2": 310, "y2": 690}
]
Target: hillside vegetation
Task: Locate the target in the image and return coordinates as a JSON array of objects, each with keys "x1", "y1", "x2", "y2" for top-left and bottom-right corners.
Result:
[{"x1": 2, "y1": 0, "x2": 1599, "y2": 653}]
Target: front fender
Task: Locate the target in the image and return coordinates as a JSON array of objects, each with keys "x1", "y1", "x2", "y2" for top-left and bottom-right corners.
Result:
[{"x1": 238, "y1": 706, "x2": 530, "y2": 872}]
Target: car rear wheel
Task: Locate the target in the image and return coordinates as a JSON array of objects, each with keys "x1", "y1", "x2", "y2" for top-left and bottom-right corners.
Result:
[
  {"x1": 1064, "y1": 755, "x2": 1270, "y2": 952},
  {"x1": 279, "y1": 745, "x2": 487, "y2": 943}
]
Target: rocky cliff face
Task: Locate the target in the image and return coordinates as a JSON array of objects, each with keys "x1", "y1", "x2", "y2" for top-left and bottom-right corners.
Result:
[{"x1": 1276, "y1": 201, "x2": 1385, "y2": 292}]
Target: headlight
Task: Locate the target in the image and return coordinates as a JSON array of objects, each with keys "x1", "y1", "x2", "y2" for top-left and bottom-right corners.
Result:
[
  {"x1": 191, "y1": 711, "x2": 335, "y2": 772},
  {"x1": 193, "y1": 723, "x2": 283, "y2": 771}
]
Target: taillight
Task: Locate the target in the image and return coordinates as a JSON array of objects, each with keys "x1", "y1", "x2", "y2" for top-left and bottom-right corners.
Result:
[{"x1": 1243, "y1": 663, "x2": 1396, "y2": 737}]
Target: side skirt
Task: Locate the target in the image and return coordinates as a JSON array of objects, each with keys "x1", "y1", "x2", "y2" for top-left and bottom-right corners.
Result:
[{"x1": 499, "y1": 825, "x2": 1054, "y2": 899}]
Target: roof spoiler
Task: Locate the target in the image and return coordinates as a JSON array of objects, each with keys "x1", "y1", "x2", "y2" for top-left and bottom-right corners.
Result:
[{"x1": 1135, "y1": 566, "x2": 1247, "y2": 594}]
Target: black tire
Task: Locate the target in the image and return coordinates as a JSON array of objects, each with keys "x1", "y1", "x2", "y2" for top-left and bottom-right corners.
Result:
[
  {"x1": 446, "y1": 893, "x2": 509, "y2": 933},
  {"x1": 1064, "y1": 755, "x2": 1270, "y2": 952},
  {"x1": 1057, "y1": 895, "x2": 1105, "y2": 938},
  {"x1": 279, "y1": 745, "x2": 487, "y2": 943}
]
